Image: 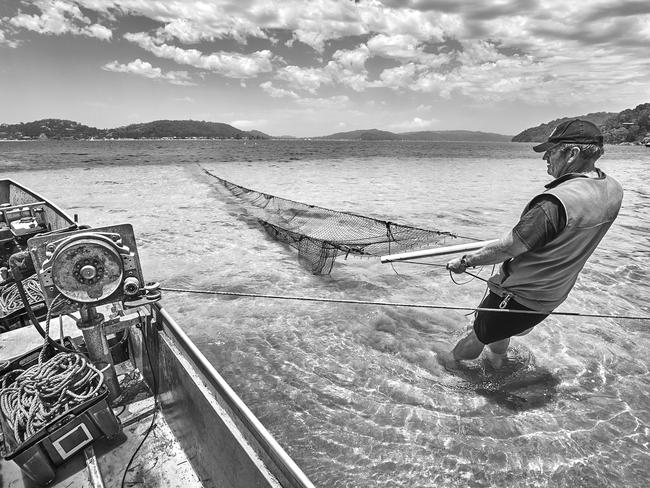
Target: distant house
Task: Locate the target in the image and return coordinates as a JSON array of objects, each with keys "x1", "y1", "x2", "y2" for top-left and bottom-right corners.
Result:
[{"x1": 39, "y1": 133, "x2": 48, "y2": 140}]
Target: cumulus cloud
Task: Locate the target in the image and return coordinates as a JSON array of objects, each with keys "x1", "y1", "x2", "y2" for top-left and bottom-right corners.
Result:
[
  {"x1": 124, "y1": 32, "x2": 274, "y2": 78},
  {"x1": 9, "y1": 0, "x2": 112, "y2": 40},
  {"x1": 0, "y1": 26, "x2": 20, "y2": 48},
  {"x1": 260, "y1": 81, "x2": 299, "y2": 99},
  {"x1": 376, "y1": 63, "x2": 418, "y2": 90},
  {"x1": 102, "y1": 59, "x2": 195, "y2": 85},
  {"x1": 275, "y1": 65, "x2": 333, "y2": 93},
  {"x1": 4, "y1": 0, "x2": 650, "y2": 106}
]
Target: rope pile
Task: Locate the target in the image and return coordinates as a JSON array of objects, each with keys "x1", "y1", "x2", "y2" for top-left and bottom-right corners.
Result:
[
  {"x1": 0, "y1": 277, "x2": 44, "y2": 317},
  {"x1": 0, "y1": 352, "x2": 104, "y2": 444}
]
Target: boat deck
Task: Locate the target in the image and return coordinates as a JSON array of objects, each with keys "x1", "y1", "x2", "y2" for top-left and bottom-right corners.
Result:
[{"x1": 0, "y1": 320, "x2": 203, "y2": 488}]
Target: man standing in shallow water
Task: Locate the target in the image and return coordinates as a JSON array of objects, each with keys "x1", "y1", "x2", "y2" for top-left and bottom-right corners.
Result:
[{"x1": 443, "y1": 119, "x2": 623, "y2": 368}]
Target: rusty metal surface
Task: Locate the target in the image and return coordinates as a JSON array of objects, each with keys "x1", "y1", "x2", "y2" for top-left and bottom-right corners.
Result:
[{"x1": 51, "y1": 239, "x2": 123, "y2": 303}]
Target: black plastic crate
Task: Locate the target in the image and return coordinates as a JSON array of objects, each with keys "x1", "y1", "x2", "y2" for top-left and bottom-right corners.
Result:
[{"x1": 0, "y1": 339, "x2": 122, "y2": 485}]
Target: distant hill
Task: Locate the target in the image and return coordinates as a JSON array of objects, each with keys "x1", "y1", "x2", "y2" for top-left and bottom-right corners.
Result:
[
  {"x1": 0, "y1": 118, "x2": 269, "y2": 140},
  {"x1": 512, "y1": 103, "x2": 650, "y2": 144},
  {"x1": 247, "y1": 129, "x2": 272, "y2": 139},
  {"x1": 512, "y1": 113, "x2": 615, "y2": 143},
  {"x1": 400, "y1": 130, "x2": 511, "y2": 142},
  {"x1": 319, "y1": 129, "x2": 401, "y2": 140},
  {"x1": 0, "y1": 119, "x2": 101, "y2": 139},
  {"x1": 600, "y1": 103, "x2": 650, "y2": 144},
  {"x1": 318, "y1": 128, "x2": 510, "y2": 141}
]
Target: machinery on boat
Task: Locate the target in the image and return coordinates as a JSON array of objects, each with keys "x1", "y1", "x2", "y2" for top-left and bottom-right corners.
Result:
[
  {"x1": 0, "y1": 179, "x2": 315, "y2": 488},
  {"x1": 0, "y1": 179, "x2": 77, "y2": 330}
]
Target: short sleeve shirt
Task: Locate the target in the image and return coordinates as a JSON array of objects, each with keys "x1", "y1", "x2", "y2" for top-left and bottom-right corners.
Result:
[{"x1": 512, "y1": 195, "x2": 566, "y2": 251}]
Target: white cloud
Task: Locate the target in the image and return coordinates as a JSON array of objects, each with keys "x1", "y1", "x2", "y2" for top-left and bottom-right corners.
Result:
[
  {"x1": 275, "y1": 65, "x2": 332, "y2": 93},
  {"x1": 9, "y1": 0, "x2": 112, "y2": 40},
  {"x1": 159, "y1": 17, "x2": 266, "y2": 44},
  {"x1": 367, "y1": 34, "x2": 421, "y2": 59},
  {"x1": 260, "y1": 81, "x2": 299, "y2": 99},
  {"x1": 389, "y1": 117, "x2": 438, "y2": 131},
  {"x1": 324, "y1": 45, "x2": 371, "y2": 91},
  {"x1": 5, "y1": 0, "x2": 650, "y2": 108},
  {"x1": 376, "y1": 63, "x2": 418, "y2": 90},
  {"x1": 0, "y1": 26, "x2": 20, "y2": 48},
  {"x1": 124, "y1": 32, "x2": 274, "y2": 78},
  {"x1": 84, "y1": 23, "x2": 112, "y2": 41},
  {"x1": 102, "y1": 59, "x2": 195, "y2": 85}
]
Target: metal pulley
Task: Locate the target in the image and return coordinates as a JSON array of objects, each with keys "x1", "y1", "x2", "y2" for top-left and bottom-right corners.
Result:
[
  {"x1": 46, "y1": 234, "x2": 128, "y2": 302},
  {"x1": 29, "y1": 223, "x2": 146, "y2": 308}
]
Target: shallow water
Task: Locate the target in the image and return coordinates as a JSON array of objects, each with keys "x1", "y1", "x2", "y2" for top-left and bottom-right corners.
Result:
[{"x1": 1, "y1": 140, "x2": 649, "y2": 487}]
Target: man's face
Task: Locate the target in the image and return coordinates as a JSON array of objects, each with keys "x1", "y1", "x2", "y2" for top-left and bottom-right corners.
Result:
[{"x1": 543, "y1": 144, "x2": 570, "y2": 178}]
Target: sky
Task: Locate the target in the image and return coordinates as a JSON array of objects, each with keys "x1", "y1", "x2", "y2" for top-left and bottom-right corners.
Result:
[{"x1": 1, "y1": 1, "x2": 649, "y2": 137}]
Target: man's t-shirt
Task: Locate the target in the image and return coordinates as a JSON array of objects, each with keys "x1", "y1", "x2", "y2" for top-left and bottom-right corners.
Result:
[
  {"x1": 512, "y1": 173, "x2": 609, "y2": 251},
  {"x1": 512, "y1": 195, "x2": 566, "y2": 251}
]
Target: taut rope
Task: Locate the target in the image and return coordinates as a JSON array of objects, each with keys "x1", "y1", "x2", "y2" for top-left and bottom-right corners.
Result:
[{"x1": 159, "y1": 286, "x2": 650, "y2": 321}]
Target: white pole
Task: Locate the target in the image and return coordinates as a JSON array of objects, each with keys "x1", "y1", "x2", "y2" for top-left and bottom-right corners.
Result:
[{"x1": 380, "y1": 240, "x2": 497, "y2": 263}]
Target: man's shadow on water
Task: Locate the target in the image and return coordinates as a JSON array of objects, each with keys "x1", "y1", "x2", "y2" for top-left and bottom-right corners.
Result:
[{"x1": 438, "y1": 348, "x2": 561, "y2": 412}]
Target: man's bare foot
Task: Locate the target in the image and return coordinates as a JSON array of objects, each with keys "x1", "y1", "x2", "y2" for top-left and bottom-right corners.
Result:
[
  {"x1": 436, "y1": 350, "x2": 461, "y2": 371},
  {"x1": 485, "y1": 350, "x2": 507, "y2": 369}
]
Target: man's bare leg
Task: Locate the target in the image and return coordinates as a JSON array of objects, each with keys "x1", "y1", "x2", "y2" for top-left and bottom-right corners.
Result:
[
  {"x1": 485, "y1": 338, "x2": 509, "y2": 368},
  {"x1": 452, "y1": 330, "x2": 485, "y2": 360}
]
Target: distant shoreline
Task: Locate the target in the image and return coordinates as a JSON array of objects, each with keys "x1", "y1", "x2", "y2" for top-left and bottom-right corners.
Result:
[{"x1": 1, "y1": 139, "x2": 647, "y2": 146}]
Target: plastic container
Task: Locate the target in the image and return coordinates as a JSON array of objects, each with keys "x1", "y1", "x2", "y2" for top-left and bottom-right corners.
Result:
[{"x1": 0, "y1": 340, "x2": 122, "y2": 485}]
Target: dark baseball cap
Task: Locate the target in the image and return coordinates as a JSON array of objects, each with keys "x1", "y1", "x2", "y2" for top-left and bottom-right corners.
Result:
[{"x1": 533, "y1": 119, "x2": 604, "y2": 152}]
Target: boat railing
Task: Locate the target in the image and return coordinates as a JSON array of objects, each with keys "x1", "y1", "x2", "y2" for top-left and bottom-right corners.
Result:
[{"x1": 143, "y1": 303, "x2": 316, "y2": 488}]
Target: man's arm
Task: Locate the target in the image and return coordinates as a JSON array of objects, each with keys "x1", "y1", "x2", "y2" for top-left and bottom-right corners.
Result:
[
  {"x1": 446, "y1": 195, "x2": 565, "y2": 274},
  {"x1": 446, "y1": 231, "x2": 528, "y2": 273}
]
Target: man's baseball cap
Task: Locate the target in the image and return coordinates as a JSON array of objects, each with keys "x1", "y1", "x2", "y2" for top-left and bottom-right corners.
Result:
[{"x1": 533, "y1": 119, "x2": 604, "y2": 152}]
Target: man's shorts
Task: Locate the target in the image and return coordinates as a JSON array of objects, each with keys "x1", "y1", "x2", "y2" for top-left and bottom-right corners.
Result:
[{"x1": 473, "y1": 291, "x2": 549, "y2": 344}]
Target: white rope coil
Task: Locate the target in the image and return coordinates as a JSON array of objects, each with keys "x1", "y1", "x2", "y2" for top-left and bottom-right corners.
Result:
[{"x1": 0, "y1": 352, "x2": 105, "y2": 444}]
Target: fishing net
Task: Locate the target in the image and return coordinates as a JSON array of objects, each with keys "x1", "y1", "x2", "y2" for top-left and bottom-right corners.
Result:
[{"x1": 205, "y1": 171, "x2": 458, "y2": 274}]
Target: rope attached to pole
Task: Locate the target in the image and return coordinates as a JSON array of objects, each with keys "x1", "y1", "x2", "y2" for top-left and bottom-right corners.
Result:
[{"x1": 159, "y1": 286, "x2": 650, "y2": 321}]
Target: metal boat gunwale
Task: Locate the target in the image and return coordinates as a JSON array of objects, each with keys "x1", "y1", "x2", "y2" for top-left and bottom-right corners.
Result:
[
  {"x1": 153, "y1": 304, "x2": 315, "y2": 488},
  {"x1": 0, "y1": 178, "x2": 76, "y2": 228}
]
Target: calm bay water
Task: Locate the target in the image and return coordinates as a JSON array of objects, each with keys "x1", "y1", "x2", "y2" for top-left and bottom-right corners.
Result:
[{"x1": 1, "y1": 140, "x2": 649, "y2": 487}]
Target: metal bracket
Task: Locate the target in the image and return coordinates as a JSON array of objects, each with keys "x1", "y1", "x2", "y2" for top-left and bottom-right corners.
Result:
[{"x1": 102, "y1": 307, "x2": 151, "y2": 336}]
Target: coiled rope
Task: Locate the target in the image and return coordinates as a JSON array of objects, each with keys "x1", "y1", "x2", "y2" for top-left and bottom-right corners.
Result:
[
  {"x1": 0, "y1": 353, "x2": 105, "y2": 444},
  {"x1": 0, "y1": 294, "x2": 105, "y2": 445},
  {"x1": 159, "y1": 286, "x2": 650, "y2": 321},
  {"x1": 0, "y1": 277, "x2": 44, "y2": 317}
]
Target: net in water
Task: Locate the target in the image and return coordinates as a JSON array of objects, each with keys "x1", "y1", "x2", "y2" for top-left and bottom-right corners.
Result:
[{"x1": 205, "y1": 171, "x2": 458, "y2": 274}]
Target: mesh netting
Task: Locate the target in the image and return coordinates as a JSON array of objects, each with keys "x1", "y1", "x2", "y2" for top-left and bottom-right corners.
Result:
[{"x1": 206, "y1": 171, "x2": 458, "y2": 274}]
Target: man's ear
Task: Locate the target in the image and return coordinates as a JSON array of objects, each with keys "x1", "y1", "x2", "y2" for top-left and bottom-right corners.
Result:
[{"x1": 567, "y1": 146, "x2": 581, "y2": 163}]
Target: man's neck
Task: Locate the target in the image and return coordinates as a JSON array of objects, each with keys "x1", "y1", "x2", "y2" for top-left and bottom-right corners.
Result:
[{"x1": 566, "y1": 160, "x2": 597, "y2": 177}]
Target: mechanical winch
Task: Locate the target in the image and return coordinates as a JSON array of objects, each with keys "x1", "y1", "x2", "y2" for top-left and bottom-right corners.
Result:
[
  {"x1": 34, "y1": 225, "x2": 144, "y2": 306},
  {"x1": 28, "y1": 223, "x2": 160, "y2": 402}
]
